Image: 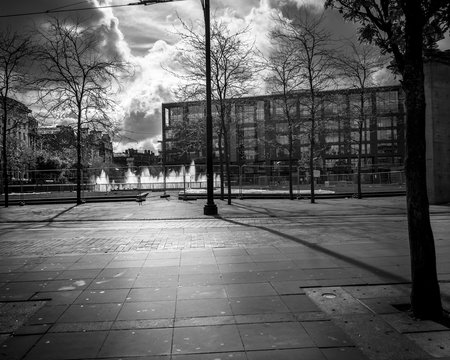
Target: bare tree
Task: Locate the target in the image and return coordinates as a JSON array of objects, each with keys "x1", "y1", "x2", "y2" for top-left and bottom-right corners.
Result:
[
  {"x1": 265, "y1": 31, "x2": 304, "y2": 200},
  {"x1": 272, "y1": 11, "x2": 337, "y2": 203},
  {"x1": 325, "y1": 0, "x2": 450, "y2": 320},
  {"x1": 170, "y1": 105, "x2": 205, "y2": 163},
  {"x1": 335, "y1": 41, "x2": 386, "y2": 198},
  {"x1": 35, "y1": 17, "x2": 129, "y2": 205},
  {"x1": 0, "y1": 28, "x2": 34, "y2": 207},
  {"x1": 170, "y1": 16, "x2": 260, "y2": 204}
]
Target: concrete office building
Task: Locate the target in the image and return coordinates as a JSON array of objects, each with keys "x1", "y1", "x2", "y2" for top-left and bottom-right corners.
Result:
[{"x1": 162, "y1": 54, "x2": 450, "y2": 203}]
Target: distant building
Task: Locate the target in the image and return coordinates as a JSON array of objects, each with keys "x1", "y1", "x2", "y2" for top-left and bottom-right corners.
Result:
[
  {"x1": 113, "y1": 149, "x2": 160, "y2": 169},
  {"x1": 38, "y1": 126, "x2": 114, "y2": 167},
  {"x1": 37, "y1": 125, "x2": 76, "y2": 151},
  {"x1": 0, "y1": 97, "x2": 38, "y2": 180},
  {"x1": 0, "y1": 97, "x2": 38, "y2": 151},
  {"x1": 162, "y1": 53, "x2": 450, "y2": 204},
  {"x1": 84, "y1": 130, "x2": 113, "y2": 165},
  {"x1": 162, "y1": 85, "x2": 405, "y2": 172}
]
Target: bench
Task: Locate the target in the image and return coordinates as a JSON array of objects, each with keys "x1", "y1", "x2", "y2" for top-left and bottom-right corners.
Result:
[{"x1": 136, "y1": 192, "x2": 149, "y2": 205}]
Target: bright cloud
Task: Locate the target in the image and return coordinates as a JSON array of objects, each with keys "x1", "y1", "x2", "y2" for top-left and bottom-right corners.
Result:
[
  {"x1": 104, "y1": 0, "x2": 283, "y2": 153},
  {"x1": 3, "y1": 0, "x2": 422, "y2": 155}
]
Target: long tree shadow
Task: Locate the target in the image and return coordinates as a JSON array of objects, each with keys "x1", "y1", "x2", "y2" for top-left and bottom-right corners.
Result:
[
  {"x1": 228, "y1": 200, "x2": 407, "y2": 220},
  {"x1": 217, "y1": 216, "x2": 450, "y2": 306},
  {"x1": 0, "y1": 205, "x2": 79, "y2": 237},
  {"x1": 217, "y1": 215, "x2": 409, "y2": 284}
]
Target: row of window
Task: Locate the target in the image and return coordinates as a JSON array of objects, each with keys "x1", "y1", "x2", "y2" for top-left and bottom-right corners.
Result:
[
  {"x1": 324, "y1": 156, "x2": 403, "y2": 168},
  {"x1": 168, "y1": 109, "x2": 399, "y2": 135}
]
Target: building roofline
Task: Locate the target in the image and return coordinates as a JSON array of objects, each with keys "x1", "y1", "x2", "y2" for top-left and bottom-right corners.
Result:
[
  {"x1": 0, "y1": 96, "x2": 31, "y2": 113},
  {"x1": 161, "y1": 84, "x2": 402, "y2": 108}
]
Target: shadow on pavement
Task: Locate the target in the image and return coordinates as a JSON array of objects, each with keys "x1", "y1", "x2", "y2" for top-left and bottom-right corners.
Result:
[{"x1": 218, "y1": 216, "x2": 410, "y2": 284}]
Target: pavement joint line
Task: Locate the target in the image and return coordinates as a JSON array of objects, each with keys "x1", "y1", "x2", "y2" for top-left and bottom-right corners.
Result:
[{"x1": 0, "y1": 213, "x2": 413, "y2": 224}]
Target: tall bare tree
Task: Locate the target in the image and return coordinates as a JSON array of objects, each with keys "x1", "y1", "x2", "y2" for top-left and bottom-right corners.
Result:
[
  {"x1": 335, "y1": 41, "x2": 386, "y2": 198},
  {"x1": 326, "y1": 0, "x2": 450, "y2": 320},
  {"x1": 0, "y1": 28, "x2": 34, "y2": 207},
  {"x1": 272, "y1": 11, "x2": 337, "y2": 203},
  {"x1": 171, "y1": 16, "x2": 260, "y2": 204},
  {"x1": 35, "y1": 17, "x2": 129, "y2": 205},
  {"x1": 265, "y1": 32, "x2": 304, "y2": 200}
]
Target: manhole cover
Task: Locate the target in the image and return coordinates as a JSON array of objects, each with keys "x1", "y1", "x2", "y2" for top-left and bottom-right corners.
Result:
[{"x1": 322, "y1": 293, "x2": 337, "y2": 299}]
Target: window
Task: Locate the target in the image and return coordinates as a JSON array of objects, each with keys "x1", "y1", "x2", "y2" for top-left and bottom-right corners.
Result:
[
  {"x1": 276, "y1": 135, "x2": 289, "y2": 145},
  {"x1": 272, "y1": 100, "x2": 283, "y2": 116},
  {"x1": 377, "y1": 143, "x2": 397, "y2": 154},
  {"x1": 236, "y1": 104, "x2": 255, "y2": 125},
  {"x1": 377, "y1": 129, "x2": 392, "y2": 140},
  {"x1": 256, "y1": 101, "x2": 264, "y2": 121},
  {"x1": 170, "y1": 107, "x2": 183, "y2": 127},
  {"x1": 349, "y1": 93, "x2": 371, "y2": 115},
  {"x1": 325, "y1": 159, "x2": 339, "y2": 168},
  {"x1": 377, "y1": 117, "x2": 391, "y2": 128},
  {"x1": 272, "y1": 99, "x2": 296, "y2": 117},
  {"x1": 243, "y1": 127, "x2": 255, "y2": 139},
  {"x1": 299, "y1": 103, "x2": 309, "y2": 117},
  {"x1": 328, "y1": 145, "x2": 340, "y2": 155},
  {"x1": 244, "y1": 138, "x2": 254, "y2": 147},
  {"x1": 326, "y1": 120, "x2": 339, "y2": 130},
  {"x1": 243, "y1": 105, "x2": 254, "y2": 124},
  {"x1": 351, "y1": 130, "x2": 370, "y2": 141},
  {"x1": 376, "y1": 91, "x2": 398, "y2": 113},
  {"x1": 245, "y1": 149, "x2": 256, "y2": 160},
  {"x1": 351, "y1": 144, "x2": 370, "y2": 154},
  {"x1": 276, "y1": 122, "x2": 288, "y2": 133},
  {"x1": 323, "y1": 96, "x2": 344, "y2": 115},
  {"x1": 187, "y1": 105, "x2": 203, "y2": 121},
  {"x1": 325, "y1": 133, "x2": 339, "y2": 143}
]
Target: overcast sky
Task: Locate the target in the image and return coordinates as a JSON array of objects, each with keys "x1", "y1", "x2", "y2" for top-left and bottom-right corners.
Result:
[{"x1": 1, "y1": 0, "x2": 448, "y2": 154}]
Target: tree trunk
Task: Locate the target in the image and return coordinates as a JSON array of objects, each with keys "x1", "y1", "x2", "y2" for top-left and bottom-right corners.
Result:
[
  {"x1": 223, "y1": 123, "x2": 232, "y2": 205},
  {"x1": 402, "y1": 0, "x2": 442, "y2": 319},
  {"x1": 357, "y1": 93, "x2": 364, "y2": 199},
  {"x1": 2, "y1": 98, "x2": 8, "y2": 207},
  {"x1": 356, "y1": 122, "x2": 362, "y2": 199},
  {"x1": 310, "y1": 100, "x2": 316, "y2": 204},
  {"x1": 218, "y1": 131, "x2": 224, "y2": 200},
  {"x1": 288, "y1": 125, "x2": 294, "y2": 200},
  {"x1": 76, "y1": 111, "x2": 82, "y2": 205}
]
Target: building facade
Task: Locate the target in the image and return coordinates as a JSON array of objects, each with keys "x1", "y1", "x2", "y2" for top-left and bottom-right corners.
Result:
[
  {"x1": 38, "y1": 126, "x2": 114, "y2": 166},
  {"x1": 162, "y1": 85, "x2": 405, "y2": 176},
  {"x1": 0, "y1": 97, "x2": 38, "y2": 180},
  {"x1": 113, "y1": 149, "x2": 159, "y2": 169},
  {"x1": 423, "y1": 50, "x2": 450, "y2": 204}
]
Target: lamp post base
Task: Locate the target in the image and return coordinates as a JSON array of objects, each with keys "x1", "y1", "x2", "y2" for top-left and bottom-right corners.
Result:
[{"x1": 204, "y1": 203, "x2": 218, "y2": 216}]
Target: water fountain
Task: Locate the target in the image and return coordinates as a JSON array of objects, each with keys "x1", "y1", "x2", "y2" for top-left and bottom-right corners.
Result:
[
  {"x1": 89, "y1": 161, "x2": 211, "y2": 192},
  {"x1": 94, "y1": 170, "x2": 111, "y2": 192},
  {"x1": 124, "y1": 168, "x2": 139, "y2": 190}
]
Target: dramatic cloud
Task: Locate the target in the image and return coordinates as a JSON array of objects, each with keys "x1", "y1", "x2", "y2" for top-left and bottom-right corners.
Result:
[{"x1": 2, "y1": 0, "x2": 448, "y2": 156}]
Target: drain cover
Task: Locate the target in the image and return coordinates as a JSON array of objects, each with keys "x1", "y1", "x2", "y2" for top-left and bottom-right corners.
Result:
[{"x1": 322, "y1": 293, "x2": 337, "y2": 299}]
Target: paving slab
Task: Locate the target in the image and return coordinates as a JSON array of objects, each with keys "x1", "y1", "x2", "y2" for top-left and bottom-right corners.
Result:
[
  {"x1": 406, "y1": 331, "x2": 450, "y2": 358},
  {"x1": 173, "y1": 325, "x2": 244, "y2": 354},
  {"x1": 0, "y1": 197, "x2": 449, "y2": 359}
]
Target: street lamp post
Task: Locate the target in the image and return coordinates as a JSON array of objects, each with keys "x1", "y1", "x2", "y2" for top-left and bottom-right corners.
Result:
[
  {"x1": 157, "y1": 139, "x2": 169, "y2": 198},
  {"x1": 201, "y1": 0, "x2": 218, "y2": 215},
  {"x1": 141, "y1": 0, "x2": 216, "y2": 212}
]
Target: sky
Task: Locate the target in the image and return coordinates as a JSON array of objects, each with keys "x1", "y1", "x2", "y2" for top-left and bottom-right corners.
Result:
[{"x1": 1, "y1": 0, "x2": 449, "y2": 154}]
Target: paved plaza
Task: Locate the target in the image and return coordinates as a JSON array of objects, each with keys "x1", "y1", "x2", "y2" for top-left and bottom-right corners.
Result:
[{"x1": 0, "y1": 195, "x2": 449, "y2": 359}]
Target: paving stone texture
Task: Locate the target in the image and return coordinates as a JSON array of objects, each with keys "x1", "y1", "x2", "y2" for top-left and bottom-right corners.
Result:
[{"x1": 0, "y1": 196, "x2": 449, "y2": 359}]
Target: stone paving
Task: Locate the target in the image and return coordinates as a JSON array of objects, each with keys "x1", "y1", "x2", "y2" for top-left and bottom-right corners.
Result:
[{"x1": 0, "y1": 196, "x2": 449, "y2": 359}]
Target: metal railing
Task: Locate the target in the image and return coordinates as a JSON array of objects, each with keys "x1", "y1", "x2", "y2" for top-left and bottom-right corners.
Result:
[{"x1": 1, "y1": 165, "x2": 405, "y2": 202}]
